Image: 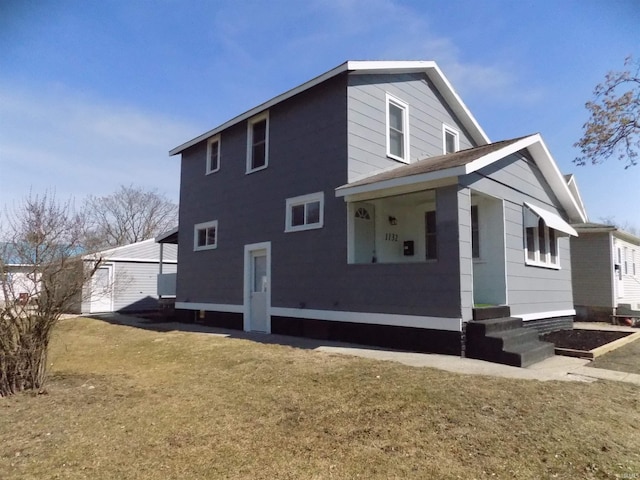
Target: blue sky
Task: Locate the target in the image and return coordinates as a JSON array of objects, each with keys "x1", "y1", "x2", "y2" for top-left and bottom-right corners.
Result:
[{"x1": 1, "y1": 0, "x2": 639, "y2": 227}]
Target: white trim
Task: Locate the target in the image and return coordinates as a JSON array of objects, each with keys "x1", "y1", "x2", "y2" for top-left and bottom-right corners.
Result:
[
  {"x1": 243, "y1": 242, "x2": 272, "y2": 333},
  {"x1": 518, "y1": 309, "x2": 576, "y2": 321},
  {"x1": 442, "y1": 123, "x2": 459, "y2": 154},
  {"x1": 206, "y1": 134, "x2": 221, "y2": 174},
  {"x1": 89, "y1": 256, "x2": 177, "y2": 264},
  {"x1": 194, "y1": 220, "x2": 218, "y2": 251},
  {"x1": 169, "y1": 60, "x2": 489, "y2": 156},
  {"x1": 285, "y1": 191, "x2": 325, "y2": 232},
  {"x1": 385, "y1": 93, "x2": 410, "y2": 163},
  {"x1": 270, "y1": 307, "x2": 462, "y2": 332},
  {"x1": 246, "y1": 112, "x2": 269, "y2": 174},
  {"x1": 175, "y1": 302, "x2": 244, "y2": 313}
]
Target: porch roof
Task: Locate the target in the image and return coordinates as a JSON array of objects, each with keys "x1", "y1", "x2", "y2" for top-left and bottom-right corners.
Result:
[
  {"x1": 335, "y1": 134, "x2": 587, "y2": 224},
  {"x1": 336, "y1": 136, "x2": 528, "y2": 194}
]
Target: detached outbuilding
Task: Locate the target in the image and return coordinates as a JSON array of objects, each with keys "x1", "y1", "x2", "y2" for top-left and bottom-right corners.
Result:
[{"x1": 78, "y1": 239, "x2": 178, "y2": 314}]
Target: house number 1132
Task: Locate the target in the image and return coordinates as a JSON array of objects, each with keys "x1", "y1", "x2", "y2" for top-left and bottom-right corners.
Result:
[{"x1": 385, "y1": 233, "x2": 398, "y2": 242}]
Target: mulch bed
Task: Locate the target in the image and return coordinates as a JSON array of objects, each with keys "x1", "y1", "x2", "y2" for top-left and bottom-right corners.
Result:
[{"x1": 541, "y1": 329, "x2": 631, "y2": 351}]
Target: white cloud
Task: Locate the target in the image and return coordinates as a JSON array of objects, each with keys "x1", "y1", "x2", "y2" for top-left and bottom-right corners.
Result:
[
  {"x1": 0, "y1": 83, "x2": 196, "y2": 207},
  {"x1": 309, "y1": 0, "x2": 543, "y2": 105}
]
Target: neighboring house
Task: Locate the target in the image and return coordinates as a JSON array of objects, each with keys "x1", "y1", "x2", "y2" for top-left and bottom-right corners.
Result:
[
  {"x1": 0, "y1": 243, "x2": 40, "y2": 306},
  {"x1": 168, "y1": 60, "x2": 587, "y2": 362},
  {"x1": 571, "y1": 223, "x2": 640, "y2": 321},
  {"x1": 76, "y1": 239, "x2": 178, "y2": 314}
]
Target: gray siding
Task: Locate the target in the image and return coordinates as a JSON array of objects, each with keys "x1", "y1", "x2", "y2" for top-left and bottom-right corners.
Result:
[
  {"x1": 176, "y1": 72, "x2": 464, "y2": 320},
  {"x1": 98, "y1": 240, "x2": 177, "y2": 262},
  {"x1": 457, "y1": 187, "x2": 473, "y2": 321},
  {"x1": 113, "y1": 261, "x2": 168, "y2": 311},
  {"x1": 347, "y1": 73, "x2": 476, "y2": 181},
  {"x1": 177, "y1": 74, "x2": 350, "y2": 307},
  {"x1": 463, "y1": 153, "x2": 575, "y2": 318},
  {"x1": 570, "y1": 232, "x2": 613, "y2": 308}
]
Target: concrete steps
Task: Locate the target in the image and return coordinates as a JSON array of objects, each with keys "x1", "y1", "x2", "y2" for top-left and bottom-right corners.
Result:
[{"x1": 466, "y1": 308, "x2": 555, "y2": 368}]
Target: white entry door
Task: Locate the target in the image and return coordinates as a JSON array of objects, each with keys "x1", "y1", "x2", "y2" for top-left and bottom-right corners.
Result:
[
  {"x1": 90, "y1": 266, "x2": 113, "y2": 313},
  {"x1": 245, "y1": 244, "x2": 270, "y2": 333}
]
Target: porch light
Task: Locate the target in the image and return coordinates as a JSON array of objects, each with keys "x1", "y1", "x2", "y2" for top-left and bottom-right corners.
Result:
[{"x1": 388, "y1": 216, "x2": 397, "y2": 225}]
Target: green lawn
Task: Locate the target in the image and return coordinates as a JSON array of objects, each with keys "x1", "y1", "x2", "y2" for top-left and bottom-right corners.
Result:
[{"x1": 1, "y1": 317, "x2": 639, "y2": 479}]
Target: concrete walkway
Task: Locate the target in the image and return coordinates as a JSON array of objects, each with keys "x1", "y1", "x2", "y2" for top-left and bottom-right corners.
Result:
[{"x1": 75, "y1": 314, "x2": 640, "y2": 385}]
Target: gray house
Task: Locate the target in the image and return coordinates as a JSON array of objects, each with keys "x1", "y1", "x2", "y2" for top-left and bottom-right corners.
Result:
[
  {"x1": 571, "y1": 223, "x2": 640, "y2": 322},
  {"x1": 169, "y1": 61, "x2": 587, "y2": 363}
]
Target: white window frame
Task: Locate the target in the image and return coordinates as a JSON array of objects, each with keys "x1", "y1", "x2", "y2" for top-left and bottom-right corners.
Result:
[
  {"x1": 385, "y1": 93, "x2": 410, "y2": 163},
  {"x1": 246, "y1": 112, "x2": 269, "y2": 174},
  {"x1": 194, "y1": 220, "x2": 218, "y2": 251},
  {"x1": 442, "y1": 124, "x2": 460, "y2": 154},
  {"x1": 206, "y1": 135, "x2": 221, "y2": 174},
  {"x1": 285, "y1": 192, "x2": 324, "y2": 233},
  {"x1": 523, "y1": 212, "x2": 560, "y2": 269}
]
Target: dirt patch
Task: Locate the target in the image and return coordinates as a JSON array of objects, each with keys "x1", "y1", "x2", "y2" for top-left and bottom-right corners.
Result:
[{"x1": 541, "y1": 329, "x2": 631, "y2": 351}]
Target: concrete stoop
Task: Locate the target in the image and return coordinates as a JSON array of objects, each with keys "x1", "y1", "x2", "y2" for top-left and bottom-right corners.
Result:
[{"x1": 466, "y1": 309, "x2": 555, "y2": 368}]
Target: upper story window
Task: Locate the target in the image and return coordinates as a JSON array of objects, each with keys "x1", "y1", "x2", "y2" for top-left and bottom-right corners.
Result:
[
  {"x1": 285, "y1": 192, "x2": 324, "y2": 233},
  {"x1": 206, "y1": 135, "x2": 221, "y2": 174},
  {"x1": 443, "y1": 124, "x2": 460, "y2": 154},
  {"x1": 386, "y1": 93, "x2": 410, "y2": 163},
  {"x1": 194, "y1": 220, "x2": 218, "y2": 251},
  {"x1": 247, "y1": 112, "x2": 269, "y2": 173}
]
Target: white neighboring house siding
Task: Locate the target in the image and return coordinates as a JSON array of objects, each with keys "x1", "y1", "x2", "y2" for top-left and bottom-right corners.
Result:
[{"x1": 614, "y1": 235, "x2": 640, "y2": 309}]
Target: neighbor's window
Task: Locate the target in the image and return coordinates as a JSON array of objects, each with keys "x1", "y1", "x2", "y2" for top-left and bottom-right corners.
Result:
[
  {"x1": 624, "y1": 247, "x2": 628, "y2": 275},
  {"x1": 471, "y1": 205, "x2": 480, "y2": 259},
  {"x1": 247, "y1": 112, "x2": 269, "y2": 173},
  {"x1": 524, "y1": 216, "x2": 559, "y2": 268},
  {"x1": 386, "y1": 93, "x2": 409, "y2": 163},
  {"x1": 206, "y1": 135, "x2": 221, "y2": 174},
  {"x1": 425, "y1": 210, "x2": 437, "y2": 260},
  {"x1": 285, "y1": 192, "x2": 324, "y2": 232},
  {"x1": 194, "y1": 220, "x2": 218, "y2": 251},
  {"x1": 443, "y1": 125, "x2": 460, "y2": 154}
]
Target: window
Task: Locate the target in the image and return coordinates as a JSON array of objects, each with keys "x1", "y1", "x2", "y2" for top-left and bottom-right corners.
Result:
[
  {"x1": 471, "y1": 205, "x2": 480, "y2": 259},
  {"x1": 247, "y1": 113, "x2": 269, "y2": 173},
  {"x1": 285, "y1": 192, "x2": 324, "y2": 232},
  {"x1": 194, "y1": 220, "x2": 218, "y2": 251},
  {"x1": 633, "y1": 250, "x2": 636, "y2": 276},
  {"x1": 386, "y1": 94, "x2": 409, "y2": 163},
  {"x1": 524, "y1": 214, "x2": 559, "y2": 268},
  {"x1": 206, "y1": 135, "x2": 220, "y2": 174},
  {"x1": 425, "y1": 210, "x2": 437, "y2": 260},
  {"x1": 624, "y1": 247, "x2": 628, "y2": 274},
  {"x1": 443, "y1": 125, "x2": 459, "y2": 154}
]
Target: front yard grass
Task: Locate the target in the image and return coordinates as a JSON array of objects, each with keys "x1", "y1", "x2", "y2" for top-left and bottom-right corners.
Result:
[{"x1": 1, "y1": 317, "x2": 639, "y2": 479}]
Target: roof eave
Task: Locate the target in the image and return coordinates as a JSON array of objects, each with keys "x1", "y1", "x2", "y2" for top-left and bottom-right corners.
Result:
[{"x1": 170, "y1": 60, "x2": 490, "y2": 156}]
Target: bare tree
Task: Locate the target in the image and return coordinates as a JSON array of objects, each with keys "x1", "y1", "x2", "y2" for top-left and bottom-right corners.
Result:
[
  {"x1": 598, "y1": 216, "x2": 639, "y2": 237},
  {"x1": 0, "y1": 192, "x2": 101, "y2": 397},
  {"x1": 574, "y1": 56, "x2": 640, "y2": 169},
  {"x1": 84, "y1": 185, "x2": 178, "y2": 249}
]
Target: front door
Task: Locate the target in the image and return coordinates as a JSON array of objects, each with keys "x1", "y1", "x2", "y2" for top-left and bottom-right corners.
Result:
[
  {"x1": 354, "y1": 203, "x2": 376, "y2": 263},
  {"x1": 244, "y1": 243, "x2": 270, "y2": 333}
]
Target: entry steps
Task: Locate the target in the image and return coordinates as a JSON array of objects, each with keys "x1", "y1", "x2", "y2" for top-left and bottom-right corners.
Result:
[{"x1": 466, "y1": 308, "x2": 555, "y2": 368}]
